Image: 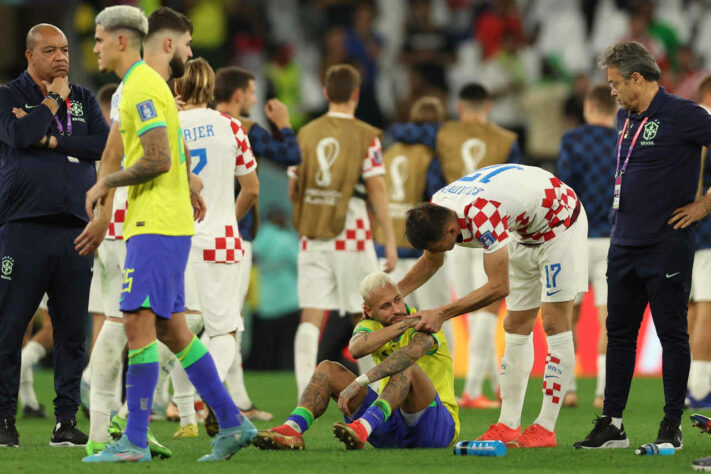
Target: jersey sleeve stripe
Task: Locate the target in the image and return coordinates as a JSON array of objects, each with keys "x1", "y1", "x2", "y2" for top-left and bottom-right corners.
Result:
[{"x1": 137, "y1": 121, "x2": 167, "y2": 136}]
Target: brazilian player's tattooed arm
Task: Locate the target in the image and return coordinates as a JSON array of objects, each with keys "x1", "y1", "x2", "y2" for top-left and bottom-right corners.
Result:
[
  {"x1": 365, "y1": 332, "x2": 435, "y2": 384},
  {"x1": 348, "y1": 317, "x2": 420, "y2": 359},
  {"x1": 103, "y1": 127, "x2": 171, "y2": 187}
]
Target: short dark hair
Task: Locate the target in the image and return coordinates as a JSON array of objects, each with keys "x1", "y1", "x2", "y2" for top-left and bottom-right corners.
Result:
[
  {"x1": 214, "y1": 66, "x2": 254, "y2": 103},
  {"x1": 459, "y1": 83, "x2": 489, "y2": 104},
  {"x1": 147, "y1": 7, "x2": 192, "y2": 40},
  {"x1": 598, "y1": 41, "x2": 661, "y2": 81},
  {"x1": 405, "y1": 203, "x2": 454, "y2": 250},
  {"x1": 698, "y1": 75, "x2": 711, "y2": 102},
  {"x1": 324, "y1": 64, "x2": 361, "y2": 104},
  {"x1": 585, "y1": 84, "x2": 617, "y2": 115},
  {"x1": 97, "y1": 83, "x2": 118, "y2": 109}
]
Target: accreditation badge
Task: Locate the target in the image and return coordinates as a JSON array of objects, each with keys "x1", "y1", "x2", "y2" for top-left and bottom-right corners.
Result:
[{"x1": 613, "y1": 177, "x2": 621, "y2": 209}]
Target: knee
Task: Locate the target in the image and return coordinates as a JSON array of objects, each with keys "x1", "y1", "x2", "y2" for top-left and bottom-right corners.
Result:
[
  {"x1": 316, "y1": 360, "x2": 341, "y2": 377},
  {"x1": 541, "y1": 317, "x2": 569, "y2": 336},
  {"x1": 503, "y1": 317, "x2": 532, "y2": 335}
]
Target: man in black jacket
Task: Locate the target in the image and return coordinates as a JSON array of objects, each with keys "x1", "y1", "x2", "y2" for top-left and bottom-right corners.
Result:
[{"x1": 0, "y1": 23, "x2": 108, "y2": 447}]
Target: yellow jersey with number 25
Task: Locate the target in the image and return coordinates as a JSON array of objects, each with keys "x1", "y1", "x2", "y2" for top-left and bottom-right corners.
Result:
[{"x1": 118, "y1": 60, "x2": 193, "y2": 239}]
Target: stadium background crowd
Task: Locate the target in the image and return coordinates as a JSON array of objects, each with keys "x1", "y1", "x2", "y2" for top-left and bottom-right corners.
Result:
[{"x1": 0, "y1": 0, "x2": 706, "y2": 369}]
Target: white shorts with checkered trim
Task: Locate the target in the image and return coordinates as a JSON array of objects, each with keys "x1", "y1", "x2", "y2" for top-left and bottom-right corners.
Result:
[
  {"x1": 298, "y1": 248, "x2": 378, "y2": 315},
  {"x1": 506, "y1": 206, "x2": 589, "y2": 311},
  {"x1": 184, "y1": 256, "x2": 243, "y2": 337}
]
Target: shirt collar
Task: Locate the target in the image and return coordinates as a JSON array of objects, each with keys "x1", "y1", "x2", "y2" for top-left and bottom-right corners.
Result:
[
  {"x1": 327, "y1": 112, "x2": 354, "y2": 119},
  {"x1": 627, "y1": 86, "x2": 665, "y2": 120},
  {"x1": 20, "y1": 70, "x2": 44, "y2": 100}
]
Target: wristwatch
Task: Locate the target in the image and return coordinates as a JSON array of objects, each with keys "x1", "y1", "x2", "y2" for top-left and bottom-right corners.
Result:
[{"x1": 46, "y1": 91, "x2": 64, "y2": 108}]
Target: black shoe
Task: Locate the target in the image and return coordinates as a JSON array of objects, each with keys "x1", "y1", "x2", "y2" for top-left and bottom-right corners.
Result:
[
  {"x1": 49, "y1": 419, "x2": 87, "y2": 447},
  {"x1": 23, "y1": 404, "x2": 49, "y2": 419},
  {"x1": 693, "y1": 454, "x2": 711, "y2": 471},
  {"x1": 655, "y1": 418, "x2": 683, "y2": 449},
  {"x1": 204, "y1": 403, "x2": 219, "y2": 438},
  {"x1": 0, "y1": 417, "x2": 19, "y2": 447},
  {"x1": 573, "y1": 415, "x2": 629, "y2": 449}
]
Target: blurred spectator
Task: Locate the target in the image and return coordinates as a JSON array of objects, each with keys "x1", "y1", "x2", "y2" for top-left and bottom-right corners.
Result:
[
  {"x1": 247, "y1": 208, "x2": 300, "y2": 370},
  {"x1": 663, "y1": 45, "x2": 707, "y2": 101},
  {"x1": 621, "y1": 11, "x2": 667, "y2": 70},
  {"x1": 395, "y1": 64, "x2": 448, "y2": 122},
  {"x1": 474, "y1": 0, "x2": 526, "y2": 60},
  {"x1": 400, "y1": 0, "x2": 456, "y2": 94},
  {"x1": 266, "y1": 42, "x2": 307, "y2": 129},
  {"x1": 227, "y1": 0, "x2": 269, "y2": 65},
  {"x1": 636, "y1": 0, "x2": 681, "y2": 69},
  {"x1": 184, "y1": 0, "x2": 227, "y2": 67},
  {"x1": 564, "y1": 73, "x2": 590, "y2": 129}
]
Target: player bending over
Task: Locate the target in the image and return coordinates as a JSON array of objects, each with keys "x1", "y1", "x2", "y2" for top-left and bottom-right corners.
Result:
[{"x1": 254, "y1": 272, "x2": 459, "y2": 450}]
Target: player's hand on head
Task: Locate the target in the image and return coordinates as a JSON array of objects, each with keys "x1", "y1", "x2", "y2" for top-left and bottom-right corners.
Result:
[
  {"x1": 668, "y1": 200, "x2": 710, "y2": 229},
  {"x1": 264, "y1": 99, "x2": 290, "y2": 129},
  {"x1": 410, "y1": 309, "x2": 443, "y2": 333}
]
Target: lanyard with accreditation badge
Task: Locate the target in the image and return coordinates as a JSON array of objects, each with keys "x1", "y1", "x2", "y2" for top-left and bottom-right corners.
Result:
[
  {"x1": 613, "y1": 116, "x2": 648, "y2": 209},
  {"x1": 53, "y1": 98, "x2": 72, "y2": 136}
]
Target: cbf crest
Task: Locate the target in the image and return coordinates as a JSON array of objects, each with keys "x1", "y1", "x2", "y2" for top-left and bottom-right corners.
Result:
[
  {"x1": 70, "y1": 100, "x2": 84, "y2": 117},
  {"x1": 1, "y1": 256, "x2": 14, "y2": 280},
  {"x1": 643, "y1": 120, "x2": 659, "y2": 141}
]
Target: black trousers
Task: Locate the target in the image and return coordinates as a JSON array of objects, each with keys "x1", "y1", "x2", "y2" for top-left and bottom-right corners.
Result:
[
  {"x1": 0, "y1": 220, "x2": 92, "y2": 420},
  {"x1": 603, "y1": 228, "x2": 694, "y2": 423}
]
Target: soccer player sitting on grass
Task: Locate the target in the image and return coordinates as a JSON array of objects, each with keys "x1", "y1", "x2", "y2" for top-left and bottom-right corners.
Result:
[{"x1": 254, "y1": 272, "x2": 459, "y2": 450}]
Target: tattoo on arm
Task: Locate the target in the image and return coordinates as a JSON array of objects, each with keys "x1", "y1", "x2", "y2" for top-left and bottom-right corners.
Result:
[
  {"x1": 104, "y1": 128, "x2": 171, "y2": 188},
  {"x1": 367, "y1": 332, "x2": 435, "y2": 383}
]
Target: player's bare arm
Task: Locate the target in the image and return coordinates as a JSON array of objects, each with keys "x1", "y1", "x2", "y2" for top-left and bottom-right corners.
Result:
[
  {"x1": 397, "y1": 250, "x2": 445, "y2": 297},
  {"x1": 105, "y1": 126, "x2": 171, "y2": 187},
  {"x1": 365, "y1": 174, "x2": 398, "y2": 272},
  {"x1": 76, "y1": 122, "x2": 123, "y2": 255},
  {"x1": 183, "y1": 138, "x2": 207, "y2": 222},
  {"x1": 412, "y1": 246, "x2": 509, "y2": 333},
  {"x1": 348, "y1": 316, "x2": 421, "y2": 359},
  {"x1": 338, "y1": 332, "x2": 435, "y2": 415},
  {"x1": 235, "y1": 170, "x2": 259, "y2": 220}
]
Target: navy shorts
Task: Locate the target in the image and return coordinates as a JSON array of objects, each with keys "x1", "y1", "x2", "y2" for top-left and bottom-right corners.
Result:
[
  {"x1": 345, "y1": 387, "x2": 455, "y2": 448},
  {"x1": 120, "y1": 234, "x2": 190, "y2": 318}
]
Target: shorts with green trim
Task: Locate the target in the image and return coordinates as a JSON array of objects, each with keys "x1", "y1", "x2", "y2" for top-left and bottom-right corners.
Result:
[
  {"x1": 345, "y1": 387, "x2": 455, "y2": 448},
  {"x1": 120, "y1": 234, "x2": 190, "y2": 318}
]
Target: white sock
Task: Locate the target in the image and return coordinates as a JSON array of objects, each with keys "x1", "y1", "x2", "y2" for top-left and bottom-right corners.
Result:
[
  {"x1": 186, "y1": 312, "x2": 204, "y2": 335},
  {"x1": 112, "y1": 359, "x2": 124, "y2": 412},
  {"x1": 595, "y1": 354, "x2": 606, "y2": 397},
  {"x1": 19, "y1": 341, "x2": 46, "y2": 410},
  {"x1": 118, "y1": 401, "x2": 129, "y2": 419},
  {"x1": 88, "y1": 320, "x2": 126, "y2": 443},
  {"x1": 170, "y1": 363, "x2": 196, "y2": 427},
  {"x1": 497, "y1": 332, "x2": 534, "y2": 429},
  {"x1": 488, "y1": 347, "x2": 501, "y2": 393},
  {"x1": 208, "y1": 334, "x2": 236, "y2": 381},
  {"x1": 534, "y1": 331, "x2": 575, "y2": 432},
  {"x1": 294, "y1": 322, "x2": 320, "y2": 397},
  {"x1": 358, "y1": 418, "x2": 373, "y2": 435},
  {"x1": 226, "y1": 332, "x2": 253, "y2": 409},
  {"x1": 285, "y1": 420, "x2": 302, "y2": 433},
  {"x1": 464, "y1": 312, "x2": 497, "y2": 397},
  {"x1": 153, "y1": 342, "x2": 175, "y2": 410},
  {"x1": 689, "y1": 360, "x2": 711, "y2": 400},
  {"x1": 610, "y1": 417, "x2": 622, "y2": 428},
  {"x1": 568, "y1": 375, "x2": 577, "y2": 393}
]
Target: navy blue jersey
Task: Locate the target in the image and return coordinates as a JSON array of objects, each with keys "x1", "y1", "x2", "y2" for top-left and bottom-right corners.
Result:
[
  {"x1": 612, "y1": 87, "x2": 711, "y2": 246},
  {"x1": 557, "y1": 124, "x2": 617, "y2": 238},
  {"x1": 0, "y1": 71, "x2": 108, "y2": 225}
]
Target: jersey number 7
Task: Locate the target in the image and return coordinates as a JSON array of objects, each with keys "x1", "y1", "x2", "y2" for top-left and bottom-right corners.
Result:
[{"x1": 190, "y1": 148, "x2": 207, "y2": 175}]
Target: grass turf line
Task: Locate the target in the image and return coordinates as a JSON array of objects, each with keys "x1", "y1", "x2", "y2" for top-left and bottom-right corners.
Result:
[{"x1": 5, "y1": 370, "x2": 711, "y2": 473}]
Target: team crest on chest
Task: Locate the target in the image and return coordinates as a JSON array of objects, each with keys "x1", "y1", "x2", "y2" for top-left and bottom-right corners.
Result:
[
  {"x1": 1, "y1": 256, "x2": 14, "y2": 280},
  {"x1": 70, "y1": 100, "x2": 84, "y2": 117},
  {"x1": 643, "y1": 120, "x2": 659, "y2": 141}
]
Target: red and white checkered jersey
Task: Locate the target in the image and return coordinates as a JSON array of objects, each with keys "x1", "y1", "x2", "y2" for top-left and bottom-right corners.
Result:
[
  {"x1": 105, "y1": 81, "x2": 128, "y2": 240},
  {"x1": 179, "y1": 108, "x2": 257, "y2": 263},
  {"x1": 300, "y1": 134, "x2": 384, "y2": 252},
  {"x1": 431, "y1": 164, "x2": 580, "y2": 253}
]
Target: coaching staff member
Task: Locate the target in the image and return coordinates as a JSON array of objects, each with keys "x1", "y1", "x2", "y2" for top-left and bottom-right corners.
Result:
[
  {"x1": 575, "y1": 41, "x2": 711, "y2": 450},
  {"x1": 0, "y1": 24, "x2": 108, "y2": 447}
]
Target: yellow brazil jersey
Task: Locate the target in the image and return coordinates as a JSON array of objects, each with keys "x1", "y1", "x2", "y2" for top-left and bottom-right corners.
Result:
[
  {"x1": 118, "y1": 60, "x2": 193, "y2": 239},
  {"x1": 352, "y1": 306, "x2": 460, "y2": 444}
]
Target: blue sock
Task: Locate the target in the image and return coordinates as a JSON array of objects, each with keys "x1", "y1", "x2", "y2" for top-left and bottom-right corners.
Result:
[
  {"x1": 286, "y1": 407, "x2": 314, "y2": 433},
  {"x1": 125, "y1": 341, "x2": 159, "y2": 448},
  {"x1": 360, "y1": 399, "x2": 391, "y2": 433},
  {"x1": 178, "y1": 336, "x2": 241, "y2": 429}
]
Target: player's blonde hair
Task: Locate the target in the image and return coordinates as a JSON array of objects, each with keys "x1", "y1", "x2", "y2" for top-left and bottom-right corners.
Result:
[
  {"x1": 175, "y1": 58, "x2": 215, "y2": 106},
  {"x1": 359, "y1": 272, "x2": 397, "y2": 304},
  {"x1": 95, "y1": 5, "x2": 148, "y2": 40}
]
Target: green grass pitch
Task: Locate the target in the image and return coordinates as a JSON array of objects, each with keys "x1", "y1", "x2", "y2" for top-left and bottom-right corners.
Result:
[{"x1": 4, "y1": 370, "x2": 710, "y2": 473}]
